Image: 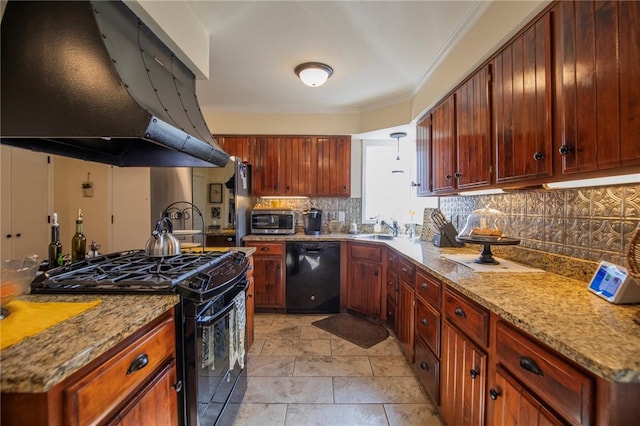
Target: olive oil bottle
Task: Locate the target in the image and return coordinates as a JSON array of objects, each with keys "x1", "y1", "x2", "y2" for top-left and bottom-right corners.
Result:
[
  {"x1": 71, "y1": 209, "x2": 86, "y2": 262},
  {"x1": 48, "y1": 212, "x2": 63, "y2": 267}
]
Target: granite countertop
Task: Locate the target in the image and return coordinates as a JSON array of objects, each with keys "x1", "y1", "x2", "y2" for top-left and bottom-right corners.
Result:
[
  {"x1": 243, "y1": 233, "x2": 640, "y2": 383},
  {"x1": 1, "y1": 294, "x2": 179, "y2": 393}
]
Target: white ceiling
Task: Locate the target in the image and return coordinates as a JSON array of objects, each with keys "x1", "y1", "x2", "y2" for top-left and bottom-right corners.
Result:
[{"x1": 186, "y1": 0, "x2": 488, "y2": 119}]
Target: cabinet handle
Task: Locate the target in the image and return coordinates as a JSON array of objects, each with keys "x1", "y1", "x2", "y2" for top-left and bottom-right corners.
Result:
[
  {"x1": 247, "y1": 293, "x2": 253, "y2": 298},
  {"x1": 469, "y1": 369, "x2": 479, "y2": 379},
  {"x1": 533, "y1": 152, "x2": 545, "y2": 161},
  {"x1": 373, "y1": 271, "x2": 379, "y2": 276},
  {"x1": 388, "y1": 310, "x2": 393, "y2": 316},
  {"x1": 454, "y1": 307, "x2": 466, "y2": 318},
  {"x1": 420, "y1": 318, "x2": 428, "y2": 326},
  {"x1": 401, "y1": 268, "x2": 407, "y2": 273},
  {"x1": 15, "y1": 233, "x2": 21, "y2": 237},
  {"x1": 172, "y1": 380, "x2": 183, "y2": 392},
  {"x1": 489, "y1": 388, "x2": 500, "y2": 400},
  {"x1": 126, "y1": 354, "x2": 149, "y2": 375},
  {"x1": 519, "y1": 356, "x2": 543, "y2": 376},
  {"x1": 226, "y1": 237, "x2": 233, "y2": 242},
  {"x1": 445, "y1": 174, "x2": 452, "y2": 180},
  {"x1": 5, "y1": 234, "x2": 11, "y2": 238},
  {"x1": 420, "y1": 361, "x2": 429, "y2": 371},
  {"x1": 558, "y1": 144, "x2": 573, "y2": 155},
  {"x1": 454, "y1": 172, "x2": 461, "y2": 178},
  {"x1": 411, "y1": 181, "x2": 421, "y2": 187},
  {"x1": 421, "y1": 282, "x2": 429, "y2": 290},
  {"x1": 260, "y1": 247, "x2": 270, "y2": 251}
]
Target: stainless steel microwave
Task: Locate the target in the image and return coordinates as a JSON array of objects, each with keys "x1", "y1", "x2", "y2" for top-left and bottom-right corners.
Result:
[{"x1": 250, "y1": 209, "x2": 297, "y2": 234}]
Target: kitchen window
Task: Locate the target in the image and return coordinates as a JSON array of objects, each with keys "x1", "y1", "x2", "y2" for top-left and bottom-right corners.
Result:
[{"x1": 361, "y1": 139, "x2": 437, "y2": 227}]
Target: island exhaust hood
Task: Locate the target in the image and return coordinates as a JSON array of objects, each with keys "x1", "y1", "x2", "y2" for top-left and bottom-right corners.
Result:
[{"x1": 0, "y1": 0, "x2": 229, "y2": 168}]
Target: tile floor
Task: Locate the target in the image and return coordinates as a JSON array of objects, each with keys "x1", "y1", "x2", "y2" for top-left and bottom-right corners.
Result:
[{"x1": 227, "y1": 313, "x2": 444, "y2": 426}]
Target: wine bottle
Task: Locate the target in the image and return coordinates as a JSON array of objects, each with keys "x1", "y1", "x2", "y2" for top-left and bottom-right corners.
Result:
[
  {"x1": 71, "y1": 209, "x2": 87, "y2": 262},
  {"x1": 48, "y1": 212, "x2": 63, "y2": 267}
]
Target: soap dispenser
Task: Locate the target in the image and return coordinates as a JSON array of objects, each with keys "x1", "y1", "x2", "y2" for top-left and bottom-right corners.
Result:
[
  {"x1": 373, "y1": 218, "x2": 381, "y2": 234},
  {"x1": 349, "y1": 221, "x2": 358, "y2": 234}
]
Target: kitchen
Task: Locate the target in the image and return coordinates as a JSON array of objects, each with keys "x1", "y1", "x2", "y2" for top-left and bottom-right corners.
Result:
[{"x1": 2, "y1": 1, "x2": 640, "y2": 426}]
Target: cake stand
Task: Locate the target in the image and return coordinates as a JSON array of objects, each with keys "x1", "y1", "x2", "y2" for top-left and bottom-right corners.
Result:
[{"x1": 455, "y1": 236, "x2": 521, "y2": 264}]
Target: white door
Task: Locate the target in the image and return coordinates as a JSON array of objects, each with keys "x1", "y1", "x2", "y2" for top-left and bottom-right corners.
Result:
[
  {"x1": 111, "y1": 167, "x2": 151, "y2": 252},
  {"x1": 1, "y1": 146, "x2": 50, "y2": 261}
]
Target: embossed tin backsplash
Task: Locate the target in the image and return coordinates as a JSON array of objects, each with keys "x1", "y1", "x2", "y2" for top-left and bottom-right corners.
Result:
[{"x1": 440, "y1": 183, "x2": 640, "y2": 267}]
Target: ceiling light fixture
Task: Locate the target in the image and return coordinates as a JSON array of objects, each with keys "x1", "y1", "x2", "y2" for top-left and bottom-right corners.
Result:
[
  {"x1": 390, "y1": 132, "x2": 407, "y2": 174},
  {"x1": 294, "y1": 62, "x2": 333, "y2": 87}
]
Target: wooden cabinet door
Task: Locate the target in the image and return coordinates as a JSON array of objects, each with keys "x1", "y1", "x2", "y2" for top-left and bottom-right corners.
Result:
[
  {"x1": 493, "y1": 12, "x2": 552, "y2": 183},
  {"x1": 245, "y1": 267, "x2": 255, "y2": 350},
  {"x1": 415, "y1": 114, "x2": 432, "y2": 196},
  {"x1": 117, "y1": 361, "x2": 179, "y2": 426},
  {"x1": 489, "y1": 365, "x2": 563, "y2": 426},
  {"x1": 252, "y1": 255, "x2": 285, "y2": 308},
  {"x1": 251, "y1": 137, "x2": 282, "y2": 196},
  {"x1": 441, "y1": 320, "x2": 487, "y2": 426},
  {"x1": 314, "y1": 136, "x2": 351, "y2": 197},
  {"x1": 217, "y1": 136, "x2": 251, "y2": 163},
  {"x1": 553, "y1": 0, "x2": 640, "y2": 174},
  {"x1": 396, "y1": 280, "x2": 415, "y2": 362},
  {"x1": 282, "y1": 136, "x2": 313, "y2": 196},
  {"x1": 348, "y1": 260, "x2": 381, "y2": 316},
  {"x1": 455, "y1": 65, "x2": 492, "y2": 190},
  {"x1": 431, "y1": 95, "x2": 457, "y2": 193}
]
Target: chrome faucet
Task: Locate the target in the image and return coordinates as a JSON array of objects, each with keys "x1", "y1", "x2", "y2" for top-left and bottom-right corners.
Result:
[{"x1": 380, "y1": 218, "x2": 399, "y2": 237}]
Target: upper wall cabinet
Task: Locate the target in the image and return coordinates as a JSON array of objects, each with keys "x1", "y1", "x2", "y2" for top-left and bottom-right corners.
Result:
[
  {"x1": 215, "y1": 135, "x2": 351, "y2": 197},
  {"x1": 415, "y1": 114, "x2": 432, "y2": 196},
  {"x1": 492, "y1": 11, "x2": 553, "y2": 184},
  {"x1": 455, "y1": 65, "x2": 492, "y2": 190},
  {"x1": 553, "y1": 0, "x2": 640, "y2": 174},
  {"x1": 314, "y1": 136, "x2": 351, "y2": 197},
  {"x1": 430, "y1": 95, "x2": 457, "y2": 194}
]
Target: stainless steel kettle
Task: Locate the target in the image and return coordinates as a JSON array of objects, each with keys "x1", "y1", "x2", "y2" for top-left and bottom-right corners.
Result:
[{"x1": 145, "y1": 217, "x2": 181, "y2": 257}]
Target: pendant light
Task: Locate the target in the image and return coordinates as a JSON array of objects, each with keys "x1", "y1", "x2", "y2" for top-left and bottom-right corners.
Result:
[{"x1": 390, "y1": 132, "x2": 407, "y2": 174}]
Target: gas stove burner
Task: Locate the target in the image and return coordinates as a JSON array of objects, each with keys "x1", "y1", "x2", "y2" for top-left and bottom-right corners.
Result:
[{"x1": 32, "y1": 249, "x2": 248, "y2": 300}]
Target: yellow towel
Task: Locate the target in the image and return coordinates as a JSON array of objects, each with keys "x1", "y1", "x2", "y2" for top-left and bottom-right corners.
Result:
[{"x1": 0, "y1": 299, "x2": 101, "y2": 350}]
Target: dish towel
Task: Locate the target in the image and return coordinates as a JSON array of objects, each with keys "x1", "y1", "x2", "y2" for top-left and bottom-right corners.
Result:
[
  {"x1": 229, "y1": 291, "x2": 246, "y2": 371},
  {"x1": 0, "y1": 299, "x2": 102, "y2": 350}
]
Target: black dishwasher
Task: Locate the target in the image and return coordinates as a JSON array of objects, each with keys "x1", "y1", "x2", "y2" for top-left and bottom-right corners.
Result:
[{"x1": 286, "y1": 242, "x2": 340, "y2": 313}]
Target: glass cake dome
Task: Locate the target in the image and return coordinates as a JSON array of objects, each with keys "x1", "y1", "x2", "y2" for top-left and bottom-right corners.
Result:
[{"x1": 458, "y1": 205, "x2": 513, "y2": 239}]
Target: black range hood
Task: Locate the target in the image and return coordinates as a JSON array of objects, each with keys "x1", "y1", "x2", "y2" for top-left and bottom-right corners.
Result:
[{"x1": 0, "y1": 0, "x2": 229, "y2": 168}]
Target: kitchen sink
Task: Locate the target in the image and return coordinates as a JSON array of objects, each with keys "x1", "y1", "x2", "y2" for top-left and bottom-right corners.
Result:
[{"x1": 352, "y1": 233, "x2": 395, "y2": 241}]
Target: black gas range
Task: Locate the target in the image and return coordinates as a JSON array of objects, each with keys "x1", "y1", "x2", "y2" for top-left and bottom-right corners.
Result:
[{"x1": 32, "y1": 249, "x2": 250, "y2": 426}]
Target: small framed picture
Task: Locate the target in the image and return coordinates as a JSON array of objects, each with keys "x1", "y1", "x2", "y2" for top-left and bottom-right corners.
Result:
[{"x1": 209, "y1": 183, "x2": 222, "y2": 203}]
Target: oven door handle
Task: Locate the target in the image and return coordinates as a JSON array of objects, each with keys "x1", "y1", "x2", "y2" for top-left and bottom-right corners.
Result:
[{"x1": 197, "y1": 301, "x2": 236, "y2": 327}]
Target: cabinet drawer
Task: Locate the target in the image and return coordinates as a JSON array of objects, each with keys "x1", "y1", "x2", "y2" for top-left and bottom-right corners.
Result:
[
  {"x1": 415, "y1": 298, "x2": 441, "y2": 357},
  {"x1": 496, "y1": 321, "x2": 593, "y2": 425},
  {"x1": 247, "y1": 242, "x2": 283, "y2": 256},
  {"x1": 398, "y1": 258, "x2": 415, "y2": 286},
  {"x1": 443, "y1": 289, "x2": 489, "y2": 347},
  {"x1": 414, "y1": 338, "x2": 440, "y2": 405},
  {"x1": 64, "y1": 314, "x2": 175, "y2": 426},
  {"x1": 387, "y1": 250, "x2": 398, "y2": 271},
  {"x1": 386, "y1": 269, "x2": 398, "y2": 303},
  {"x1": 386, "y1": 295, "x2": 396, "y2": 331},
  {"x1": 415, "y1": 270, "x2": 441, "y2": 309},
  {"x1": 349, "y1": 243, "x2": 382, "y2": 262}
]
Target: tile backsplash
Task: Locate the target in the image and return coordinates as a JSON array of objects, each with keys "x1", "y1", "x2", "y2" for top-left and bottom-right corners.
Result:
[{"x1": 439, "y1": 183, "x2": 640, "y2": 267}]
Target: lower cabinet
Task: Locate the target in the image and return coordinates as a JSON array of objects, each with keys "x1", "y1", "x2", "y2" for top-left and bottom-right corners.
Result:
[
  {"x1": 396, "y1": 280, "x2": 415, "y2": 361},
  {"x1": 441, "y1": 319, "x2": 487, "y2": 426},
  {"x1": 1, "y1": 309, "x2": 179, "y2": 426},
  {"x1": 490, "y1": 365, "x2": 564, "y2": 426},
  {"x1": 347, "y1": 243, "x2": 383, "y2": 316},
  {"x1": 245, "y1": 242, "x2": 285, "y2": 309},
  {"x1": 245, "y1": 255, "x2": 255, "y2": 350}
]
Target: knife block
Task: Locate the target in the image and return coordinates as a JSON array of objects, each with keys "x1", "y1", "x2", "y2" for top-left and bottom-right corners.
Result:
[{"x1": 433, "y1": 222, "x2": 465, "y2": 248}]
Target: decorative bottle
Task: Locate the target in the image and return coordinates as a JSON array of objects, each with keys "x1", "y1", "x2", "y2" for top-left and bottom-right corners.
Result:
[
  {"x1": 48, "y1": 212, "x2": 63, "y2": 267},
  {"x1": 71, "y1": 209, "x2": 87, "y2": 262}
]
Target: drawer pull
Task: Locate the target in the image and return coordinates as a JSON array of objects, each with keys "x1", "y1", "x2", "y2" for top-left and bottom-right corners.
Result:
[
  {"x1": 454, "y1": 307, "x2": 467, "y2": 318},
  {"x1": 260, "y1": 247, "x2": 270, "y2": 251},
  {"x1": 469, "y1": 368, "x2": 479, "y2": 379},
  {"x1": 420, "y1": 318, "x2": 428, "y2": 326},
  {"x1": 489, "y1": 388, "x2": 500, "y2": 400},
  {"x1": 420, "y1": 361, "x2": 429, "y2": 371},
  {"x1": 421, "y1": 282, "x2": 429, "y2": 290},
  {"x1": 126, "y1": 354, "x2": 149, "y2": 375},
  {"x1": 519, "y1": 356, "x2": 543, "y2": 376},
  {"x1": 401, "y1": 267, "x2": 408, "y2": 273},
  {"x1": 172, "y1": 380, "x2": 183, "y2": 392}
]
